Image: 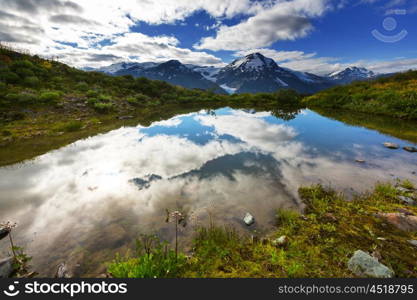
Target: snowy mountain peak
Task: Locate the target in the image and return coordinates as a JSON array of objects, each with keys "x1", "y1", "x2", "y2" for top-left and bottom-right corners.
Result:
[
  {"x1": 228, "y1": 52, "x2": 277, "y2": 71},
  {"x1": 330, "y1": 66, "x2": 375, "y2": 80}
]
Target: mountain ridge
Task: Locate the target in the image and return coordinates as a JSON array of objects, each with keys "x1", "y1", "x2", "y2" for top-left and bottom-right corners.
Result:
[{"x1": 91, "y1": 53, "x2": 380, "y2": 94}]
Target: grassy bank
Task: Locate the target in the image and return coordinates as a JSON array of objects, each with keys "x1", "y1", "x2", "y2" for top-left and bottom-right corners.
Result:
[
  {"x1": 108, "y1": 181, "x2": 417, "y2": 278},
  {"x1": 304, "y1": 71, "x2": 417, "y2": 120}
]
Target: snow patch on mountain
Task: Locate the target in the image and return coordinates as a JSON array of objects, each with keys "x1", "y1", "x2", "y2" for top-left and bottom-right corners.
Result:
[{"x1": 220, "y1": 84, "x2": 238, "y2": 94}]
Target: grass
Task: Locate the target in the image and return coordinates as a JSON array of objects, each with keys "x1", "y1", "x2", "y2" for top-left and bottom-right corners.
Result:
[
  {"x1": 304, "y1": 71, "x2": 417, "y2": 120},
  {"x1": 107, "y1": 236, "x2": 187, "y2": 278},
  {"x1": 108, "y1": 181, "x2": 417, "y2": 278}
]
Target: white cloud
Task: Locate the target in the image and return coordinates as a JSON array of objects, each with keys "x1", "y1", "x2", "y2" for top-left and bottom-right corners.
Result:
[
  {"x1": 0, "y1": 0, "x2": 256, "y2": 67},
  {"x1": 195, "y1": 0, "x2": 333, "y2": 51}
]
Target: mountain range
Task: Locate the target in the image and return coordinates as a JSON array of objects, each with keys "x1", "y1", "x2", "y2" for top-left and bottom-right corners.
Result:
[{"x1": 90, "y1": 53, "x2": 380, "y2": 94}]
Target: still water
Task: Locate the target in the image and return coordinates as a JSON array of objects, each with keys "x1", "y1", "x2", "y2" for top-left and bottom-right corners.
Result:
[{"x1": 1, "y1": 107, "x2": 416, "y2": 276}]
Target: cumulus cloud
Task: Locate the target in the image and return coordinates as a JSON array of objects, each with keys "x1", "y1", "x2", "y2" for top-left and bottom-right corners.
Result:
[
  {"x1": 0, "y1": 0, "x2": 248, "y2": 67},
  {"x1": 195, "y1": 0, "x2": 333, "y2": 51}
]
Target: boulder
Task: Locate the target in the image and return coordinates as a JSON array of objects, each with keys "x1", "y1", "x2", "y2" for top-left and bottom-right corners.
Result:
[
  {"x1": 348, "y1": 250, "x2": 394, "y2": 278},
  {"x1": 408, "y1": 240, "x2": 417, "y2": 247},
  {"x1": 0, "y1": 257, "x2": 14, "y2": 278},
  {"x1": 272, "y1": 236, "x2": 288, "y2": 247},
  {"x1": 383, "y1": 142, "x2": 399, "y2": 149},
  {"x1": 398, "y1": 196, "x2": 417, "y2": 206},
  {"x1": 377, "y1": 213, "x2": 417, "y2": 232},
  {"x1": 243, "y1": 213, "x2": 255, "y2": 226},
  {"x1": 403, "y1": 146, "x2": 417, "y2": 153}
]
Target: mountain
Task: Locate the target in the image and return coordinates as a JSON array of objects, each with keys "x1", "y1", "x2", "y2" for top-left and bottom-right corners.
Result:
[
  {"x1": 92, "y1": 54, "x2": 381, "y2": 95},
  {"x1": 215, "y1": 53, "x2": 335, "y2": 94},
  {"x1": 328, "y1": 67, "x2": 376, "y2": 84},
  {"x1": 95, "y1": 60, "x2": 226, "y2": 94}
]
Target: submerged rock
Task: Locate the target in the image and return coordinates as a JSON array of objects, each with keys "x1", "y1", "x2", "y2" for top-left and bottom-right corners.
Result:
[
  {"x1": 403, "y1": 146, "x2": 417, "y2": 153},
  {"x1": 377, "y1": 213, "x2": 417, "y2": 232},
  {"x1": 348, "y1": 250, "x2": 394, "y2": 278},
  {"x1": 398, "y1": 196, "x2": 417, "y2": 206},
  {"x1": 272, "y1": 236, "x2": 288, "y2": 247},
  {"x1": 383, "y1": 142, "x2": 399, "y2": 149},
  {"x1": 0, "y1": 257, "x2": 14, "y2": 278},
  {"x1": 243, "y1": 213, "x2": 255, "y2": 226}
]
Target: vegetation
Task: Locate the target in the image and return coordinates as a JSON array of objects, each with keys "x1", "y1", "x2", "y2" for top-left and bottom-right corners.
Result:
[
  {"x1": 108, "y1": 181, "x2": 417, "y2": 278},
  {"x1": 304, "y1": 71, "x2": 417, "y2": 119}
]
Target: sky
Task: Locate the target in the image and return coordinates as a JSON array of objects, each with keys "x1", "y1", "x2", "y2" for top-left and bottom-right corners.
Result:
[{"x1": 0, "y1": 0, "x2": 417, "y2": 75}]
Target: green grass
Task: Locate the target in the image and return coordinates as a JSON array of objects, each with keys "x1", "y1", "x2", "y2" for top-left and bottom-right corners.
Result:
[
  {"x1": 108, "y1": 236, "x2": 186, "y2": 278},
  {"x1": 304, "y1": 71, "x2": 417, "y2": 120},
  {"x1": 108, "y1": 181, "x2": 417, "y2": 278}
]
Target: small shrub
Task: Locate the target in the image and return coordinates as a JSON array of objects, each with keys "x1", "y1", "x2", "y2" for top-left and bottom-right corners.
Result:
[
  {"x1": 93, "y1": 102, "x2": 114, "y2": 113},
  {"x1": 23, "y1": 76, "x2": 40, "y2": 87},
  {"x1": 86, "y1": 90, "x2": 99, "y2": 98},
  {"x1": 76, "y1": 82, "x2": 89, "y2": 92},
  {"x1": 39, "y1": 91, "x2": 60, "y2": 103},
  {"x1": 56, "y1": 121, "x2": 83, "y2": 132},
  {"x1": 2, "y1": 72, "x2": 19, "y2": 84},
  {"x1": 17, "y1": 93, "x2": 38, "y2": 104}
]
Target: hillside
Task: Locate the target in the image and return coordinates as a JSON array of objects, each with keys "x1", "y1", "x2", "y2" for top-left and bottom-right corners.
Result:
[{"x1": 304, "y1": 71, "x2": 417, "y2": 119}]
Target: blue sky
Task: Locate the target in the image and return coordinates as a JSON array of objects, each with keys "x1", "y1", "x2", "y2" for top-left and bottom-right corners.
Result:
[{"x1": 1, "y1": 0, "x2": 417, "y2": 74}]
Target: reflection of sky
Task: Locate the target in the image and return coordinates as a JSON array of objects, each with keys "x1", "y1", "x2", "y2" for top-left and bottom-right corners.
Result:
[{"x1": 0, "y1": 107, "x2": 416, "y2": 276}]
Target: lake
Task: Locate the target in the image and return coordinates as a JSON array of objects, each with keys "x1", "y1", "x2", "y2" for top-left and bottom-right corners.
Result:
[{"x1": 1, "y1": 107, "x2": 416, "y2": 276}]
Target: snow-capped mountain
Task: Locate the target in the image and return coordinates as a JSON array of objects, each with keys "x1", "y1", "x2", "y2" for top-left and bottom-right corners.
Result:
[
  {"x1": 329, "y1": 67, "x2": 376, "y2": 84},
  {"x1": 90, "y1": 54, "x2": 380, "y2": 95},
  {"x1": 215, "y1": 53, "x2": 334, "y2": 94},
  {"x1": 98, "y1": 62, "x2": 158, "y2": 74},
  {"x1": 97, "y1": 60, "x2": 226, "y2": 94}
]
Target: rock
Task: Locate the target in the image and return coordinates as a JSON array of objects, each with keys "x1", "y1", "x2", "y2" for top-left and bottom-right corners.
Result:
[
  {"x1": 0, "y1": 257, "x2": 14, "y2": 278},
  {"x1": 0, "y1": 227, "x2": 10, "y2": 241},
  {"x1": 117, "y1": 115, "x2": 134, "y2": 120},
  {"x1": 377, "y1": 213, "x2": 417, "y2": 232},
  {"x1": 396, "y1": 208, "x2": 414, "y2": 216},
  {"x1": 383, "y1": 142, "x2": 399, "y2": 149},
  {"x1": 355, "y1": 159, "x2": 366, "y2": 163},
  {"x1": 398, "y1": 196, "x2": 417, "y2": 206},
  {"x1": 408, "y1": 240, "x2": 417, "y2": 247},
  {"x1": 397, "y1": 187, "x2": 413, "y2": 193},
  {"x1": 348, "y1": 250, "x2": 394, "y2": 278},
  {"x1": 243, "y1": 213, "x2": 255, "y2": 226},
  {"x1": 272, "y1": 236, "x2": 288, "y2": 247},
  {"x1": 403, "y1": 146, "x2": 417, "y2": 153},
  {"x1": 55, "y1": 262, "x2": 71, "y2": 278}
]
